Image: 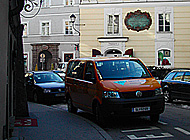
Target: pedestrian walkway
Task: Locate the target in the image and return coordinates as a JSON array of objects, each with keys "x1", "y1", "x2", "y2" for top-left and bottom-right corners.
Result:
[{"x1": 11, "y1": 102, "x2": 113, "y2": 140}]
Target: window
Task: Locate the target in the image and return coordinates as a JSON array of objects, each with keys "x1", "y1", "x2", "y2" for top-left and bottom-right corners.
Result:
[
  {"x1": 165, "y1": 72, "x2": 176, "y2": 80},
  {"x1": 95, "y1": 60, "x2": 151, "y2": 80},
  {"x1": 41, "y1": 0, "x2": 50, "y2": 8},
  {"x1": 173, "y1": 72, "x2": 184, "y2": 81},
  {"x1": 66, "y1": 61, "x2": 85, "y2": 79},
  {"x1": 22, "y1": 23, "x2": 28, "y2": 36},
  {"x1": 158, "y1": 13, "x2": 171, "y2": 32},
  {"x1": 107, "y1": 15, "x2": 119, "y2": 35},
  {"x1": 64, "y1": 21, "x2": 73, "y2": 35},
  {"x1": 184, "y1": 72, "x2": 190, "y2": 82},
  {"x1": 105, "y1": 8, "x2": 122, "y2": 36},
  {"x1": 158, "y1": 49, "x2": 171, "y2": 66},
  {"x1": 41, "y1": 21, "x2": 50, "y2": 36},
  {"x1": 64, "y1": 0, "x2": 74, "y2": 6},
  {"x1": 84, "y1": 62, "x2": 96, "y2": 82},
  {"x1": 64, "y1": 53, "x2": 73, "y2": 62}
]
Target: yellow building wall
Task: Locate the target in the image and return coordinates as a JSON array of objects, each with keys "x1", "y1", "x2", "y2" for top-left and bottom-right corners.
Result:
[
  {"x1": 122, "y1": 8, "x2": 155, "y2": 66},
  {"x1": 80, "y1": 7, "x2": 156, "y2": 66},
  {"x1": 80, "y1": 9, "x2": 104, "y2": 57},
  {"x1": 174, "y1": 6, "x2": 190, "y2": 68},
  {"x1": 80, "y1": 5, "x2": 190, "y2": 68}
]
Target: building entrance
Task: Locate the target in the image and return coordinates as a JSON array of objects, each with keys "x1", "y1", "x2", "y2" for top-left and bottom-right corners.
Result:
[{"x1": 38, "y1": 50, "x2": 52, "y2": 70}]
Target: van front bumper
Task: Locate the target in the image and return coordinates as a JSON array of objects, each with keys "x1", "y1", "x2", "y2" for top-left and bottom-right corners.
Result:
[{"x1": 100, "y1": 96, "x2": 165, "y2": 117}]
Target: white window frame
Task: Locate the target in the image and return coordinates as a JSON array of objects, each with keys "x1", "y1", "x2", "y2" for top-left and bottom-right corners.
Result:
[
  {"x1": 64, "y1": 0, "x2": 74, "y2": 6},
  {"x1": 41, "y1": 0, "x2": 51, "y2": 8},
  {"x1": 104, "y1": 8, "x2": 122, "y2": 36},
  {"x1": 155, "y1": 7, "x2": 173, "y2": 33},
  {"x1": 40, "y1": 21, "x2": 51, "y2": 36},
  {"x1": 22, "y1": 22, "x2": 29, "y2": 37},
  {"x1": 62, "y1": 51, "x2": 75, "y2": 62},
  {"x1": 156, "y1": 48, "x2": 174, "y2": 68},
  {"x1": 63, "y1": 19, "x2": 74, "y2": 35}
]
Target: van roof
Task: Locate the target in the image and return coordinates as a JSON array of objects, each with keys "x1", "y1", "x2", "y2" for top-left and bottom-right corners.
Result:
[{"x1": 69, "y1": 57, "x2": 139, "y2": 62}]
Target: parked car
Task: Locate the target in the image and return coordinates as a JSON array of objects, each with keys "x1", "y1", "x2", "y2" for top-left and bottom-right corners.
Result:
[
  {"x1": 52, "y1": 70, "x2": 65, "y2": 80},
  {"x1": 65, "y1": 57, "x2": 165, "y2": 124},
  {"x1": 25, "y1": 71, "x2": 65, "y2": 103},
  {"x1": 57, "y1": 62, "x2": 68, "y2": 72},
  {"x1": 161, "y1": 69, "x2": 190, "y2": 102},
  {"x1": 147, "y1": 66, "x2": 172, "y2": 80}
]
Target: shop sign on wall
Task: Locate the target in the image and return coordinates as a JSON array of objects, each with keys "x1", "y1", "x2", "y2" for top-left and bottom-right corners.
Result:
[{"x1": 124, "y1": 10, "x2": 152, "y2": 32}]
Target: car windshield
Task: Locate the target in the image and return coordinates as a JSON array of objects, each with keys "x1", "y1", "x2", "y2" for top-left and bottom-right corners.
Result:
[
  {"x1": 95, "y1": 59, "x2": 151, "y2": 80},
  {"x1": 33, "y1": 72, "x2": 64, "y2": 83}
]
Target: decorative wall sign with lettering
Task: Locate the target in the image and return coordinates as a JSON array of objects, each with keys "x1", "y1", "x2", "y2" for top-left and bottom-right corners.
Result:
[{"x1": 124, "y1": 10, "x2": 152, "y2": 32}]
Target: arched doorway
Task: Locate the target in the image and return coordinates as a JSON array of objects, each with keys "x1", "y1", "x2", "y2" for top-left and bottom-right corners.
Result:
[
  {"x1": 105, "y1": 49, "x2": 122, "y2": 57},
  {"x1": 38, "y1": 50, "x2": 52, "y2": 70}
]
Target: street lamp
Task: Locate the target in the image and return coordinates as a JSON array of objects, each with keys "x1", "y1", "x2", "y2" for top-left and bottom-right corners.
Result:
[
  {"x1": 70, "y1": 14, "x2": 80, "y2": 35},
  {"x1": 70, "y1": 14, "x2": 76, "y2": 24}
]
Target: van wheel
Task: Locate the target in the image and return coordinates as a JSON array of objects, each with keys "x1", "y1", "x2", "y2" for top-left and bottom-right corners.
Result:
[
  {"x1": 95, "y1": 103, "x2": 105, "y2": 126},
  {"x1": 164, "y1": 89, "x2": 172, "y2": 103},
  {"x1": 150, "y1": 114, "x2": 160, "y2": 123},
  {"x1": 67, "y1": 97, "x2": 78, "y2": 113}
]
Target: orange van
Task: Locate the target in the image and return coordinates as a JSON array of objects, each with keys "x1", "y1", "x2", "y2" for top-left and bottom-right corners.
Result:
[{"x1": 65, "y1": 57, "x2": 165, "y2": 124}]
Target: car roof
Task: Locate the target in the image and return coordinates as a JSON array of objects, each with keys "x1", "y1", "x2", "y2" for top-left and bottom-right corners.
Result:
[
  {"x1": 28, "y1": 71, "x2": 54, "y2": 74},
  {"x1": 69, "y1": 57, "x2": 139, "y2": 62},
  {"x1": 170, "y1": 69, "x2": 190, "y2": 72}
]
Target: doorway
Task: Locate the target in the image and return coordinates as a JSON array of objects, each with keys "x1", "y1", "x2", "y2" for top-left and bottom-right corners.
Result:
[
  {"x1": 38, "y1": 50, "x2": 52, "y2": 70},
  {"x1": 105, "y1": 49, "x2": 122, "y2": 57}
]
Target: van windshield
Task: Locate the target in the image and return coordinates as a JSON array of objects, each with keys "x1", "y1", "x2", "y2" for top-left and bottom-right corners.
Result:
[{"x1": 95, "y1": 59, "x2": 151, "y2": 80}]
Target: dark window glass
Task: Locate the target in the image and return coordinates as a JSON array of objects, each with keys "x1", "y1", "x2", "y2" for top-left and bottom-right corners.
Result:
[
  {"x1": 159, "y1": 26, "x2": 163, "y2": 31},
  {"x1": 184, "y1": 72, "x2": 190, "y2": 82},
  {"x1": 66, "y1": 61, "x2": 76, "y2": 77},
  {"x1": 84, "y1": 62, "x2": 95, "y2": 82},
  {"x1": 165, "y1": 72, "x2": 176, "y2": 80},
  {"x1": 165, "y1": 26, "x2": 170, "y2": 31},
  {"x1": 173, "y1": 72, "x2": 184, "y2": 81},
  {"x1": 64, "y1": 53, "x2": 73, "y2": 62},
  {"x1": 68, "y1": 61, "x2": 85, "y2": 79}
]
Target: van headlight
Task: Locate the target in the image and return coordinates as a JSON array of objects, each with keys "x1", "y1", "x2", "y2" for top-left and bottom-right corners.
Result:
[
  {"x1": 155, "y1": 88, "x2": 163, "y2": 96},
  {"x1": 103, "y1": 91, "x2": 120, "y2": 98},
  {"x1": 44, "y1": 89, "x2": 51, "y2": 93}
]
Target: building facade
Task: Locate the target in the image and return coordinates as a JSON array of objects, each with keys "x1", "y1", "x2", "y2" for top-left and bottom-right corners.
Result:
[
  {"x1": 21, "y1": 0, "x2": 80, "y2": 71},
  {"x1": 1, "y1": 0, "x2": 29, "y2": 139},
  {"x1": 79, "y1": 0, "x2": 190, "y2": 68}
]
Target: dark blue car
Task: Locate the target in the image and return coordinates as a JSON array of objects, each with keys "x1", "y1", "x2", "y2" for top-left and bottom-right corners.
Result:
[
  {"x1": 25, "y1": 71, "x2": 65, "y2": 103},
  {"x1": 161, "y1": 70, "x2": 190, "y2": 102}
]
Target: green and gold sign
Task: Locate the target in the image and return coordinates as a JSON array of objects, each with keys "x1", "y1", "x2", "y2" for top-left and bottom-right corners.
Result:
[{"x1": 124, "y1": 10, "x2": 152, "y2": 32}]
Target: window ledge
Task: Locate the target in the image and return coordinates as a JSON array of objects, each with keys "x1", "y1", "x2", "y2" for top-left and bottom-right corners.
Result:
[
  {"x1": 97, "y1": 36, "x2": 129, "y2": 42},
  {"x1": 157, "y1": 31, "x2": 173, "y2": 34}
]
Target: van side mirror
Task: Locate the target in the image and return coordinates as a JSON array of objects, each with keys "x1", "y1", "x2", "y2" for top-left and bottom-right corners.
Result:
[{"x1": 27, "y1": 80, "x2": 33, "y2": 85}]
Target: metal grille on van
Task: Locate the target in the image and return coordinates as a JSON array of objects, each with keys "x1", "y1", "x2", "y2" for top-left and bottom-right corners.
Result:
[{"x1": 119, "y1": 90, "x2": 154, "y2": 99}]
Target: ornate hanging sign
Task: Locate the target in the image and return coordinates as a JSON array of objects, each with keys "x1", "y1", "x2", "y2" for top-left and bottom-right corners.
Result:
[{"x1": 124, "y1": 10, "x2": 152, "y2": 32}]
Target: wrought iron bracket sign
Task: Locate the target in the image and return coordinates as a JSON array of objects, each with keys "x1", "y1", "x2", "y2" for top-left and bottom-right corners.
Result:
[
  {"x1": 21, "y1": 0, "x2": 43, "y2": 18},
  {"x1": 124, "y1": 10, "x2": 152, "y2": 32}
]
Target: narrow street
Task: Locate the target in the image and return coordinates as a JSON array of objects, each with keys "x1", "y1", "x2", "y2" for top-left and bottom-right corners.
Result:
[{"x1": 51, "y1": 101, "x2": 190, "y2": 140}]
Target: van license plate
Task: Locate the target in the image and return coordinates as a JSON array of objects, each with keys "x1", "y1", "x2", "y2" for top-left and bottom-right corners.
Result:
[
  {"x1": 55, "y1": 93, "x2": 65, "y2": 97},
  {"x1": 132, "y1": 107, "x2": 150, "y2": 112}
]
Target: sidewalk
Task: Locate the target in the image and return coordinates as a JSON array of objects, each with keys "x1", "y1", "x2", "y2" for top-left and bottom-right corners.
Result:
[{"x1": 11, "y1": 102, "x2": 113, "y2": 140}]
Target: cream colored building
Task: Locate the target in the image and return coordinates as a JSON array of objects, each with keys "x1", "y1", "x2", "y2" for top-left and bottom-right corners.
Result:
[{"x1": 79, "y1": 0, "x2": 190, "y2": 68}]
